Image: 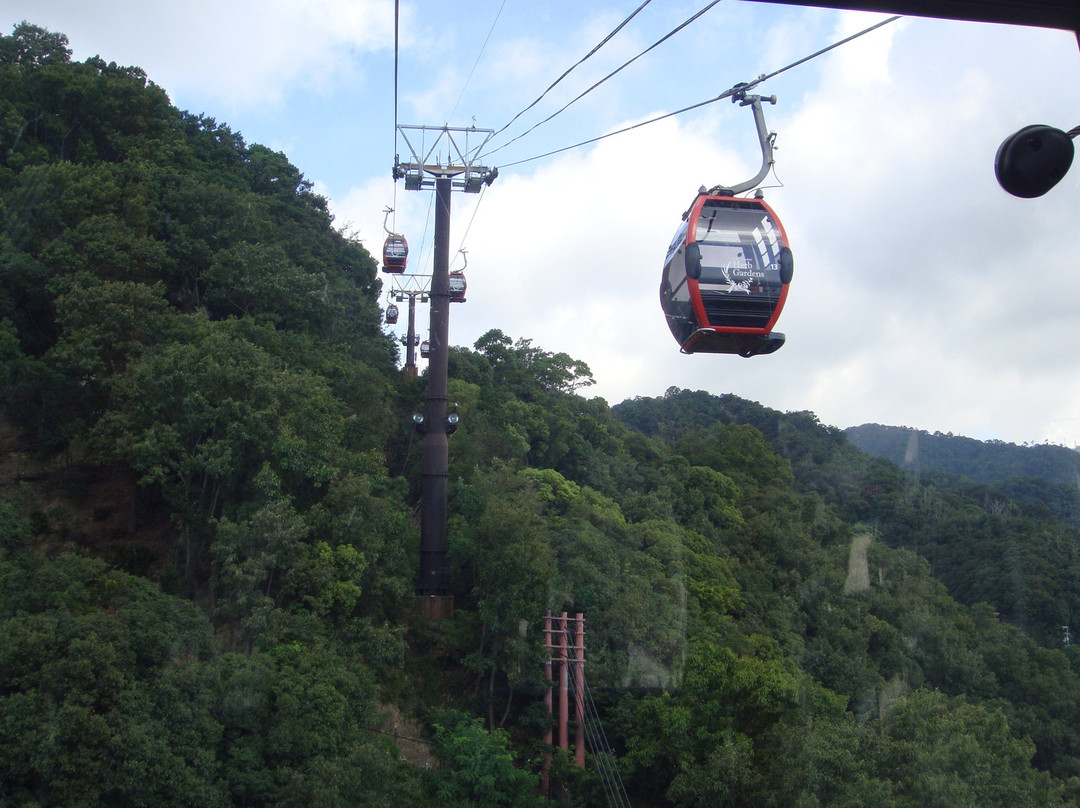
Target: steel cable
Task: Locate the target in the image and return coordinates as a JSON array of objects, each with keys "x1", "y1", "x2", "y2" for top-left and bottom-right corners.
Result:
[
  {"x1": 483, "y1": 0, "x2": 723, "y2": 161},
  {"x1": 489, "y1": 0, "x2": 655, "y2": 141},
  {"x1": 449, "y1": 0, "x2": 510, "y2": 123},
  {"x1": 495, "y1": 13, "x2": 900, "y2": 170},
  {"x1": 565, "y1": 656, "x2": 633, "y2": 808}
]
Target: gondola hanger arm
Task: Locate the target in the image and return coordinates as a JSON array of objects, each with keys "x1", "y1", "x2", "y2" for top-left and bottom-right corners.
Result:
[{"x1": 708, "y1": 90, "x2": 777, "y2": 196}]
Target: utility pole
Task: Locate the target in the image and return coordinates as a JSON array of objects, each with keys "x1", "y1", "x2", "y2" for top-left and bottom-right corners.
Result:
[
  {"x1": 542, "y1": 610, "x2": 587, "y2": 799},
  {"x1": 404, "y1": 290, "x2": 420, "y2": 378},
  {"x1": 391, "y1": 289, "x2": 425, "y2": 379},
  {"x1": 394, "y1": 125, "x2": 497, "y2": 619}
]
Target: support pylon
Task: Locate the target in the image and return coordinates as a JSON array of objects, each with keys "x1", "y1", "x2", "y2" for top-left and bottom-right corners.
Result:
[{"x1": 394, "y1": 125, "x2": 497, "y2": 619}]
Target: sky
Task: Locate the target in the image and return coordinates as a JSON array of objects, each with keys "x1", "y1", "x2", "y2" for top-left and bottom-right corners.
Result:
[{"x1": 9, "y1": 1, "x2": 1080, "y2": 447}]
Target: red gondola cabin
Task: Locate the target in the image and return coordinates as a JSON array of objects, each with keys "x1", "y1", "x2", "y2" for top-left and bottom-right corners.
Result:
[
  {"x1": 449, "y1": 271, "x2": 467, "y2": 302},
  {"x1": 383, "y1": 235, "x2": 409, "y2": 273},
  {"x1": 660, "y1": 192, "x2": 792, "y2": 356}
]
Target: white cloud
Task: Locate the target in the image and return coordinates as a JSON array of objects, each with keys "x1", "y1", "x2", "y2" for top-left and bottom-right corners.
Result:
[{"x1": 8, "y1": 0, "x2": 393, "y2": 109}]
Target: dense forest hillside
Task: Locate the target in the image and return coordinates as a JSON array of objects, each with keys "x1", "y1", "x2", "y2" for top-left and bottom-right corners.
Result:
[
  {"x1": 616, "y1": 391, "x2": 1080, "y2": 648},
  {"x1": 5, "y1": 21, "x2": 1080, "y2": 807},
  {"x1": 846, "y1": 422, "x2": 1080, "y2": 487}
]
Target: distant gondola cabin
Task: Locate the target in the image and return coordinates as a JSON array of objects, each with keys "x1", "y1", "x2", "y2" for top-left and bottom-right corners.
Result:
[
  {"x1": 385, "y1": 303, "x2": 399, "y2": 324},
  {"x1": 449, "y1": 271, "x2": 467, "y2": 302},
  {"x1": 383, "y1": 235, "x2": 409, "y2": 272},
  {"x1": 660, "y1": 193, "x2": 792, "y2": 356}
]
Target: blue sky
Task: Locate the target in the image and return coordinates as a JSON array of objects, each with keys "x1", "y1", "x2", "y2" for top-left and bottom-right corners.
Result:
[{"x1": 8, "y1": 2, "x2": 1080, "y2": 446}]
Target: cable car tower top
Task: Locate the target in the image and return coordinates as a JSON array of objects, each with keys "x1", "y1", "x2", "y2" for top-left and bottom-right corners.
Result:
[{"x1": 393, "y1": 124, "x2": 499, "y2": 193}]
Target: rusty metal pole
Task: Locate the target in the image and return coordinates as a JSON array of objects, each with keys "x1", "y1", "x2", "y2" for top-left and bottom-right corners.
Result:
[
  {"x1": 417, "y1": 174, "x2": 453, "y2": 618},
  {"x1": 574, "y1": 613, "x2": 586, "y2": 767},
  {"x1": 558, "y1": 612, "x2": 569, "y2": 752},
  {"x1": 543, "y1": 611, "x2": 553, "y2": 797}
]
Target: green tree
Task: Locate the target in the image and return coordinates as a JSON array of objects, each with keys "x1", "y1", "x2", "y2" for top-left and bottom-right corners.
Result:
[
  {"x1": 450, "y1": 463, "x2": 558, "y2": 726},
  {"x1": 874, "y1": 690, "x2": 1065, "y2": 808},
  {"x1": 0, "y1": 22, "x2": 72, "y2": 66},
  {"x1": 0, "y1": 551, "x2": 227, "y2": 807},
  {"x1": 430, "y1": 709, "x2": 549, "y2": 807}
]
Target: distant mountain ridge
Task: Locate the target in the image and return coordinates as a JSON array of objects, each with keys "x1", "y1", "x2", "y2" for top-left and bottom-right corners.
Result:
[{"x1": 845, "y1": 423, "x2": 1080, "y2": 488}]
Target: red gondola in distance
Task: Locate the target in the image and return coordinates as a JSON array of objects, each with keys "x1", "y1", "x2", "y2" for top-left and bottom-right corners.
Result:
[
  {"x1": 383, "y1": 234, "x2": 408, "y2": 273},
  {"x1": 660, "y1": 192, "x2": 793, "y2": 357},
  {"x1": 385, "y1": 303, "x2": 399, "y2": 324},
  {"x1": 449, "y1": 271, "x2": 466, "y2": 303}
]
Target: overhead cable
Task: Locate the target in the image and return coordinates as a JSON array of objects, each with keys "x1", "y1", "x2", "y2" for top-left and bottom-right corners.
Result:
[
  {"x1": 410, "y1": 187, "x2": 437, "y2": 277},
  {"x1": 393, "y1": 0, "x2": 401, "y2": 221},
  {"x1": 566, "y1": 658, "x2": 632, "y2": 808},
  {"x1": 483, "y1": 0, "x2": 723, "y2": 160},
  {"x1": 490, "y1": 0, "x2": 655, "y2": 140},
  {"x1": 394, "y1": 0, "x2": 400, "y2": 143},
  {"x1": 497, "y1": 93, "x2": 723, "y2": 169},
  {"x1": 746, "y1": 13, "x2": 900, "y2": 88},
  {"x1": 454, "y1": 183, "x2": 488, "y2": 259},
  {"x1": 496, "y1": 14, "x2": 901, "y2": 170},
  {"x1": 449, "y1": 0, "x2": 510, "y2": 123}
]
